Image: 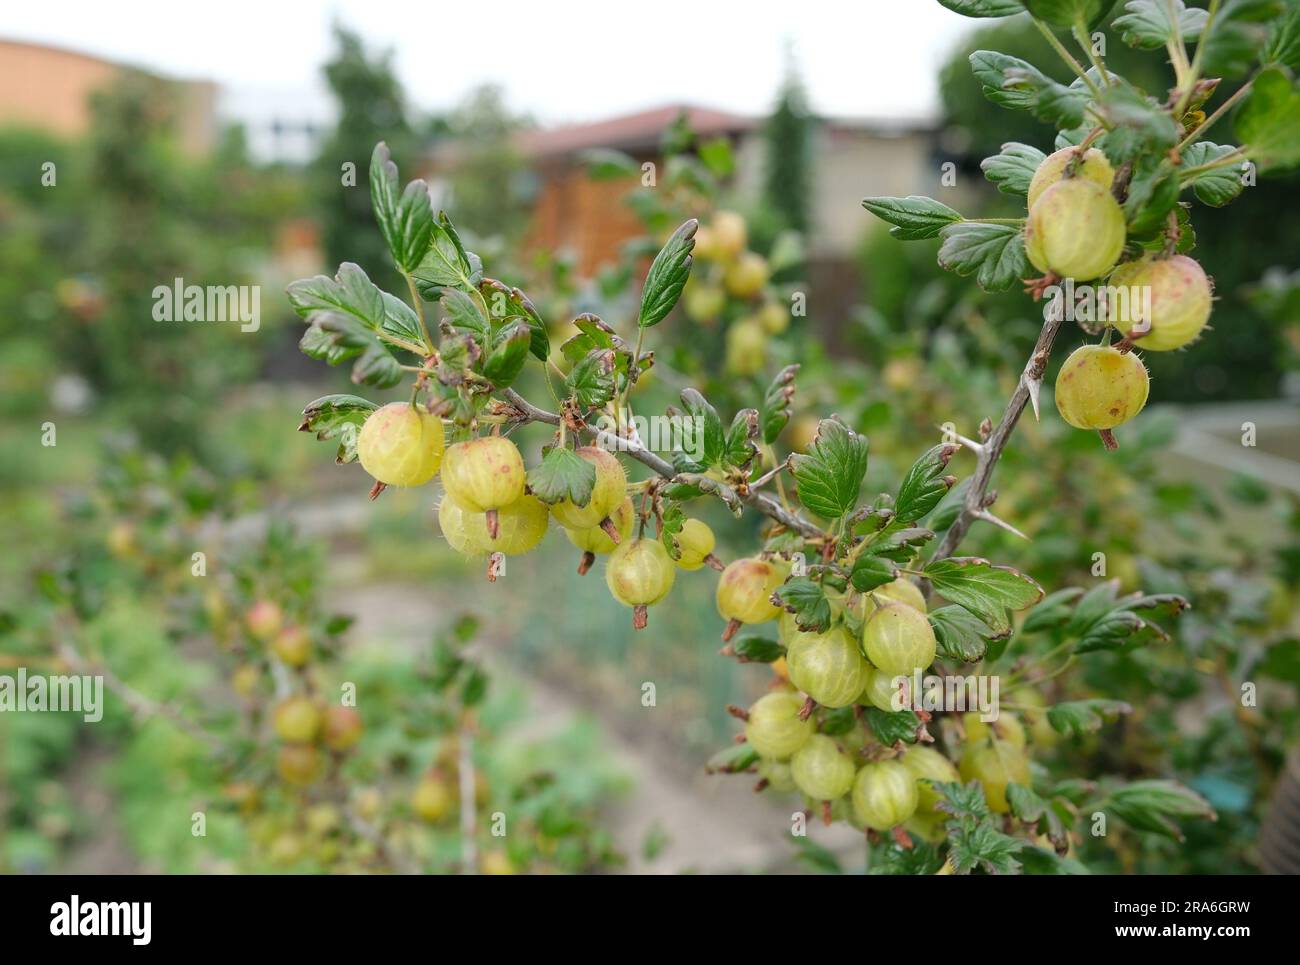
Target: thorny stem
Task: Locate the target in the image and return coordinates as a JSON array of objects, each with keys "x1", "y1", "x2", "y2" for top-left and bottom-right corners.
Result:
[
  {"x1": 1175, "y1": 0, "x2": 1222, "y2": 116},
  {"x1": 404, "y1": 272, "x2": 434, "y2": 353},
  {"x1": 1072, "y1": 19, "x2": 1110, "y2": 87},
  {"x1": 930, "y1": 312, "x2": 1067, "y2": 563},
  {"x1": 1175, "y1": 81, "x2": 1254, "y2": 154}
]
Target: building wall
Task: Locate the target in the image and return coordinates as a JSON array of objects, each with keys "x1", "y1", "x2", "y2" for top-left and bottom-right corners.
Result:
[{"x1": 525, "y1": 161, "x2": 645, "y2": 276}]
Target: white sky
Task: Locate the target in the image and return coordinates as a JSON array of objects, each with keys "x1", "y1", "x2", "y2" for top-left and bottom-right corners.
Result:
[{"x1": 4, "y1": 1, "x2": 980, "y2": 137}]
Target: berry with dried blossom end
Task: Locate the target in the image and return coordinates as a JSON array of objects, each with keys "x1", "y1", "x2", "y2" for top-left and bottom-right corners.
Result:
[
  {"x1": 862, "y1": 601, "x2": 937, "y2": 676},
  {"x1": 550, "y1": 446, "x2": 627, "y2": 530},
  {"x1": 322, "y1": 706, "x2": 363, "y2": 752},
  {"x1": 716, "y1": 557, "x2": 784, "y2": 639},
  {"x1": 277, "y1": 744, "x2": 323, "y2": 786},
  {"x1": 439, "y1": 436, "x2": 526, "y2": 539},
  {"x1": 356, "y1": 402, "x2": 445, "y2": 487},
  {"x1": 1025, "y1": 178, "x2": 1126, "y2": 281},
  {"x1": 743, "y1": 691, "x2": 813, "y2": 760},
  {"x1": 960, "y1": 739, "x2": 1031, "y2": 814},
  {"x1": 605, "y1": 538, "x2": 676, "y2": 628},
  {"x1": 1054, "y1": 344, "x2": 1149, "y2": 440},
  {"x1": 791, "y1": 734, "x2": 857, "y2": 802},
  {"x1": 673, "y1": 518, "x2": 716, "y2": 571},
  {"x1": 1027, "y1": 146, "x2": 1115, "y2": 209},
  {"x1": 851, "y1": 759, "x2": 919, "y2": 831},
  {"x1": 786, "y1": 625, "x2": 871, "y2": 708},
  {"x1": 438, "y1": 493, "x2": 549, "y2": 556},
  {"x1": 564, "y1": 495, "x2": 635, "y2": 556},
  {"x1": 901, "y1": 745, "x2": 960, "y2": 814},
  {"x1": 963, "y1": 711, "x2": 1026, "y2": 750},
  {"x1": 273, "y1": 696, "x2": 322, "y2": 743},
  {"x1": 1109, "y1": 254, "x2": 1213, "y2": 351}
]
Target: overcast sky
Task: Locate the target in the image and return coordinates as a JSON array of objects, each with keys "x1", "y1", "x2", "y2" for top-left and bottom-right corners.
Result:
[{"x1": 5, "y1": 1, "x2": 982, "y2": 140}]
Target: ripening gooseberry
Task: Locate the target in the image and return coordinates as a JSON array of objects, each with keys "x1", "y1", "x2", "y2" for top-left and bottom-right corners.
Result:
[
  {"x1": 271, "y1": 624, "x2": 312, "y2": 667},
  {"x1": 852, "y1": 759, "x2": 920, "y2": 831},
  {"x1": 565, "y1": 495, "x2": 634, "y2": 555},
  {"x1": 963, "y1": 711, "x2": 1026, "y2": 749},
  {"x1": 786, "y1": 625, "x2": 871, "y2": 708},
  {"x1": 605, "y1": 538, "x2": 676, "y2": 629},
  {"x1": 757, "y1": 301, "x2": 790, "y2": 335},
  {"x1": 356, "y1": 402, "x2": 445, "y2": 487},
  {"x1": 277, "y1": 744, "x2": 323, "y2": 786},
  {"x1": 322, "y1": 706, "x2": 363, "y2": 752},
  {"x1": 859, "y1": 666, "x2": 908, "y2": 713},
  {"x1": 757, "y1": 757, "x2": 798, "y2": 793},
  {"x1": 246, "y1": 599, "x2": 283, "y2": 642},
  {"x1": 901, "y1": 745, "x2": 960, "y2": 814},
  {"x1": 790, "y1": 734, "x2": 857, "y2": 802},
  {"x1": 438, "y1": 493, "x2": 549, "y2": 556},
  {"x1": 1025, "y1": 178, "x2": 1126, "y2": 281},
  {"x1": 550, "y1": 447, "x2": 627, "y2": 530},
  {"x1": 1054, "y1": 344, "x2": 1149, "y2": 441},
  {"x1": 725, "y1": 319, "x2": 767, "y2": 376},
  {"x1": 412, "y1": 776, "x2": 454, "y2": 823},
  {"x1": 440, "y1": 436, "x2": 526, "y2": 522},
  {"x1": 673, "y1": 518, "x2": 716, "y2": 570},
  {"x1": 712, "y1": 210, "x2": 748, "y2": 258},
  {"x1": 859, "y1": 577, "x2": 927, "y2": 618},
  {"x1": 273, "y1": 696, "x2": 322, "y2": 743},
  {"x1": 1108, "y1": 254, "x2": 1212, "y2": 351},
  {"x1": 959, "y1": 740, "x2": 1031, "y2": 814},
  {"x1": 862, "y1": 602, "x2": 937, "y2": 676},
  {"x1": 744, "y1": 691, "x2": 813, "y2": 760},
  {"x1": 1027, "y1": 146, "x2": 1115, "y2": 209},
  {"x1": 724, "y1": 252, "x2": 769, "y2": 299},
  {"x1": 717, "y1": 557, "x2": 785, "y2": 639},
  {"x1": 685, "y1": 283, "x2": 726, "y2": 321}
]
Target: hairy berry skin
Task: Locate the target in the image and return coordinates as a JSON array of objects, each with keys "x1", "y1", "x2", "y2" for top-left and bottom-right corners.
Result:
[
  {"x1": 322, "y1": 706, "x2": 363, "y2": 752},
  {"x1": 273, "y1": 696, "x2": 322, "y2": 743},
  {"x1": 1109, "y1": 255, "x2": 1213, "y2": 351},
  {"x1": 860, "y1": 666, "x2": 907, "y2": 713},
  {"x1": 852, "y1": 759, "x2": 920, "y2": 831},
  {"x1": 859, "y1": 577, "x2": 927, "y2": 618},
  {"x1": 744, "y1": 691, "x2": 813, "y2": 760},
  {"x1": 786, "y1": 626, "x2": 871, "y2": 708},
  {"x1": 862, "y1": 601, "x2": 937, "y2": 676},
  {"x1": 960, "y1": 740, "x2": 1031, "y2": 813},
  {"x1": 963, "y1": 711, "x2": 1026, "y2": 749},
  {"x1": 673, "y1": 518, "x2": 716, "y2": 570},
  {"x1": 440, "y1": 436, "x2": 525, "y2": 512},
  {"x1": 356, "y1": 402, "x2": 445, "y2": 487},
  {"x1": 271, "y1": 624, "x2": 312, "y2": 667},
  {"x1": 277, "y1": 744, "x2": 323, "y2": 786},
  {"x1": 412, "y1": 776, "x2": 454, "y2": 823},
  {"x1": 605, "y1": 538, "x2": 676, "y2": 607},
  {"x1": 1054, "y1": 344, "x2": 1150, "y2": 431},
  {"x1": 1025, "y1": 178, "x2": 1126, "y2": 281},
  {"x1": 438, "y1": 493, "x2": 549, "y2": 556},
  {"x1": 716, "y1": 558, "x2": 784, "y2": 625},
  {"x1": 550, "y1": 446, "x2": 627, "y2": 529},
  {"x1": 791, "y1": 734, "x2": 857, "y2": 801},
  {"x1": 902, "y1": 745, "x2": 960, "y2": 813},
  {"x1": 1027, "y1": 146, "x2": 1115, "y2": 209},
  {"x1": 564, "y1": 495, "x2": 635, "y2": 554}
]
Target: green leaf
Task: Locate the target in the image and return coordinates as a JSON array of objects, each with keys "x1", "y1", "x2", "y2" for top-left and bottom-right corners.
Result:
[
  {"x1": 526, "y1": 447, "x2": 596, "y2": 506},
  {"x1": 948, "y1": 820, "x2": 1024, "y2": 874},
  {"x1": 934, "y1": 780, "x2": 992, "y2": 821},
  {"x1": 930, "y1": 605, "x2": 1004, "y2": 662},
  {"x1": 479, "y1": 279, "x2": 549, "y2": 361},
  {"x1": 705, "y1": 743, "x2": 760, "y2": 774},
  {"x1": 369, "y1": 141, "x2": 435, "y2": 272},
  {"x1": 1065, "y1": 580, "x2": 1120, "y2": 635},
  {"x1": 773, "y1": 577, "x2": 831, "y2": 633},
  {"x1": 698, "y1": 137, "x2": 735, "y2": 178},
  {"x1": 1022, "y1": 587, "x2": 1085, "y2": 632},
  {"x1": 724, "y1": 409, "x2": 760, "y2": 471},
  {"x1": 861, "y1": 196, "x2": 963, "y2": 240},
  {"x1": 761, "y1": 364, "x2": 799, "y2": 445},
  {"x1": 288, "y1": 262, "x2": 425, "y2": 350},
  {"x1": 969, "y1": 50, "x2": 1091, "y2": 128},
  {"x1": 1094, "y1": 82, "x2": 1179, "y2": 162},
  {"x1": 937, "y1": 221, "x2": 1028, "y2": 293},
  {"x1": 639, "y1": 219, "x2": 698, "y2": 328},
  {"x1": 729, "y1": 636, "x2": 785, "y2": 663},
  {"x1": 866, "y1": 526, "x2": 936, "y2": 562},
  {"x1": 580, "y1": 148, "x2": 640, "y2": 180},
  {"x1": 675, "y1": 388, "x2": 725, "y2": 471},
  {"x1": 1074, "y1": 608, "x2": 1171, "y2": 652},
  {"x1": 1265, "y1": 4, "x2": 1300, "y2": 69},
  {"x1": 659, "y1": 502, "x2": 685, "y2": 560},
  {"x1": 412, "y1": 211, "x2": 483, "y2": 296},
  {"x1": 566, "y1": 348, "x2": 617, "y2": 408},
  {"x1": 482, "y1": 320, "x2": 532, "y2": 388},
  {"x1": 924, "y1": 557, "x2": 1044, "y2": 634},
  {"x1": 1235, "y1": 68, "x2": 1300, "y2": 170},
  {"x1": 1103, "y1": 779, "x2": 1216, "y2": 840},
  {"x1": 298, "y1": 394, "x2": 378, "y2": 464},
  {"x1": 1112, "y1": 0, "x2": 1208, "y2": 49},
  {"x1": 1179, "y1": 141, "x2": 1245, "y2": 204},
  {"x1": 380, "y1": 292, "x2": 425, "y2": 347},
  {"x1": 870, "y1": 839, "x2": 945, "y2": 876},
  {"x1": 298, "y1": 311, "x2": 403, "y2": 388},
  {"x1": 789, "y1": 418, "x2": 869, "y2": 521},
  {"x1": 439, "y1": 289, "x2": 489, "y2": 340},
  {"x1": 1024, "y1": 0, "x2": 1115, "y2": 29},
  {"x1": 864, "y1": 706, "x2": 922, "y2": 746},
  {"x1": 1201, "y1": 0, "x2": 1286, "y2": 79},
  {"x1": 938, "y1": 0, "x2": 1026, "y2": 15},
  {"x1": 850, "y1": 555, "x2": 900, "y2": 593},
  {"x1": 1007, "y1": 783, "x2": 1050, "y2": 822},
  {"x1": 980, "y1": 142, "x2": 1048, "y2": 197},
  {"x1": 1123, "y1": 161, "x2": 1180, "y2": 232},
  {"x1": 1047, "y1": 698, "x2": 1133, "y2": 737},
  {"x1": 894, "y1": 444, "x2": 958, "y2": 523}
]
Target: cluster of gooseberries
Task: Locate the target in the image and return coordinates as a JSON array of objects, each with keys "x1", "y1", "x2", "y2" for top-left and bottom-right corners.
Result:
[
  {"x1": 1025, "y1": 146, "x2": 1215, "y2": 450},
  {"x1": 681, "y1": 210, "x2": 791, "y2": 377},
  {"x1": 734, "y1": 576, "x2": 1040, "y2": 844}
]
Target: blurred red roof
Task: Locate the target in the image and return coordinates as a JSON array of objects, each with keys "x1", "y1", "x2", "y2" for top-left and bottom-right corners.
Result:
[{"x1": 519, "y1": 103, "x2": 754, "y2": 158}]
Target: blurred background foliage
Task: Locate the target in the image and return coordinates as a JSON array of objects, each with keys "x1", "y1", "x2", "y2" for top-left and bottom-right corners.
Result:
[{"x1": 1, "y1": 10, "x2": 1297, "y2": 874}]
